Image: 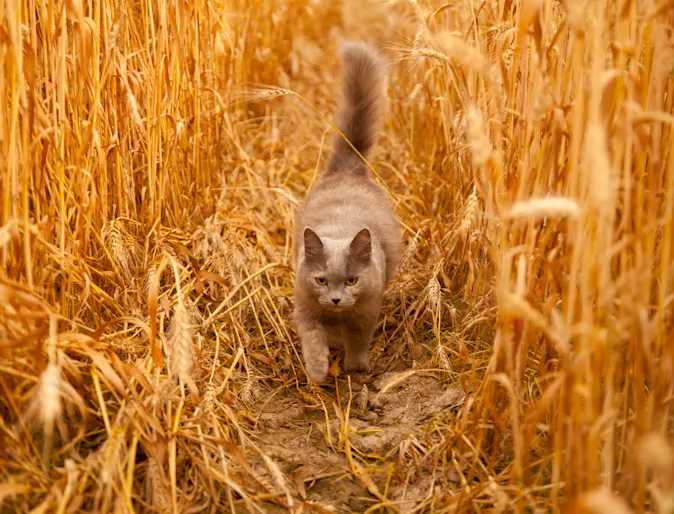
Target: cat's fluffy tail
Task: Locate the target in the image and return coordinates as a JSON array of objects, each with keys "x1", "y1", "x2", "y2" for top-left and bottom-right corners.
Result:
[{"x1": 326, "y1": 41, "x2": 385, "y2": 175}]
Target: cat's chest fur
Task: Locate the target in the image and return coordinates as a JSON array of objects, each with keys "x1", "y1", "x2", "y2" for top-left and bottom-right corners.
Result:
[{"x1": 315, "y1": 309, "x2": 375, "y2": 348}]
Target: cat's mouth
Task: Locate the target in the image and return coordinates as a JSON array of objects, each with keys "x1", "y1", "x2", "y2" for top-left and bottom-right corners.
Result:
[{"x1": 324, "y1": 302, "x2": 351, "y2": 312}]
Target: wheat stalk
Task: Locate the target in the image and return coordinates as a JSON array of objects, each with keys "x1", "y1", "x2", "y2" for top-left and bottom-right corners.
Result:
[
  {"x1": 504, "y1": 196, "x2": 582, "y2": 221},
  {"x1": 262, "y1": 454, "x2": 294, "y2": 508},
  {"x1": 427, "y1": 276, "x2": 442, "y2": 312},
  {"x1": 458, "y1": 188, "x2": 480, "y2": 237},
  {"x1": 466, "y1": 107, "x2": 492, "y2": 168},
  {"x1": 167, "y1": 301, "x2": 195, "y2": 390},
  {"x1": 239, "y1": 349, "x2": 257, "y2": 404}
]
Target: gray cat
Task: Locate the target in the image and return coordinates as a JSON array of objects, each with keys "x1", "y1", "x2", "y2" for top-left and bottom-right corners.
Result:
[{"x1": 293, "y1": 41, "x2": 402, "y2": 384}]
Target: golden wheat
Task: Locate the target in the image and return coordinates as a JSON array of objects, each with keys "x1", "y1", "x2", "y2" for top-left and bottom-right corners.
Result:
[{"x1": 1, "y1": 0, "x2": 672, "y2": 512}]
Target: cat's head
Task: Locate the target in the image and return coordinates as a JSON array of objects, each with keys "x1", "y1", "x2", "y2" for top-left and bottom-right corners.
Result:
[{"x1": 299, "y1": 227, "x2": 380, "y2": 310}]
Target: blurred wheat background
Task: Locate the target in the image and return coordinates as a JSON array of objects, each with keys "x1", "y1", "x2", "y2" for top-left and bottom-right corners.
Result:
[{"x1": 1, "y1": 0, "x2": 673, "y2": 512}]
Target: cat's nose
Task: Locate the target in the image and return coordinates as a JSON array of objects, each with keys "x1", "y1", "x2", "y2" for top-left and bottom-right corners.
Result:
[{"x1": 332, "y1": 298, "x2": 341, "y2": 305}]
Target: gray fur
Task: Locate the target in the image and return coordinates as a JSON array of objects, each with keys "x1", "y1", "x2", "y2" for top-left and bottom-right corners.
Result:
[{"x1": 293, "y1": 41, "x2": 402, "y2": 384}]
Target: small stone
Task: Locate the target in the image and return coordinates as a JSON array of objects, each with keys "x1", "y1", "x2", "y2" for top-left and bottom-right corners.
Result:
[
  {"x1": 363, "y1": 411, "x2": 378, "y2": 422},
  {"x1": 369, "y1": 395, "x2": 382, "y2": 410}
]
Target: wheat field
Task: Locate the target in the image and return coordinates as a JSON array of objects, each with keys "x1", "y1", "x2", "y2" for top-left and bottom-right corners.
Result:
[{"x1": 1, "y1": 0, "x2": 673, "y2": 512}]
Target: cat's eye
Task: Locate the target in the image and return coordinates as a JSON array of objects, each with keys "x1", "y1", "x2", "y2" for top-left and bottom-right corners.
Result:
[
  {"x1": 315, "y1": 277, "x2": 328, "y2": 286},
  {"x1": 345, "y1": 277, "x2": 358, "y2": 286}
]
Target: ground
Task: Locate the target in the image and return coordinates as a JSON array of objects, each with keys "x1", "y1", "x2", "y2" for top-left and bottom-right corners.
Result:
[{"x1": 245, "y1": 350, "x2": 466, "y2": 512}]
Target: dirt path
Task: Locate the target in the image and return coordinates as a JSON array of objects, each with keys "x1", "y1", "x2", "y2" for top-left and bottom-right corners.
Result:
[{"x1": 242, "y1": 350, "x2": 466, "y2": 512}]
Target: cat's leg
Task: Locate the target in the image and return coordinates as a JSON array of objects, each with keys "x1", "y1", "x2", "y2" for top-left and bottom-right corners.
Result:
[
  {"x1": 296, "y1": 317, "x2": 330, "y2": 384},
  {"x1": 343, "y1": 315, "x2": 377, "y2": 373}
]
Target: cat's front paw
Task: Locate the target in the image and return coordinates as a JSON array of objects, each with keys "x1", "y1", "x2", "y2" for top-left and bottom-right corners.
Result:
[
  {"x1": 344, "y1": 352, "x2": 369, "y2": 373},
  {"x1": 305, "y1": 356, "x2": 329, "y2": 384}
]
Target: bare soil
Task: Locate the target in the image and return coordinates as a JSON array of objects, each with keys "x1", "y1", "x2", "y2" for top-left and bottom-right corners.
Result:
[{"x1": 240, "y1": 340, "x2": 466, "y2": 513}]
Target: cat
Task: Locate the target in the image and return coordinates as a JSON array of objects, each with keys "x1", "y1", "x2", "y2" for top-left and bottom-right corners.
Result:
[{"x1": 292, "y1": 40, "x2": 402, "y2": 384}]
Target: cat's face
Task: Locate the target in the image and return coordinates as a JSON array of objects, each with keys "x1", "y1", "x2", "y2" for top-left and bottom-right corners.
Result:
[{"x1": 299, "y1": 227, "x2": 378, "y2": 310}]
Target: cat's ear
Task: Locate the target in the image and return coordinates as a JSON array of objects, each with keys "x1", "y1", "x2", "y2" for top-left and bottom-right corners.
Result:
[
  {"x1": 349, "y1": 228, "x2": 372, "y2": 265},
  {"x1": 304, "y1": 227, "x2": 325, "y2": 267}
]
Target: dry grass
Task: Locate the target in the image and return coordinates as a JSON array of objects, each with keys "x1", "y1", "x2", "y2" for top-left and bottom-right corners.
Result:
[{"x1": 1, "y1": 0, "x2": 673, "y2": 512}]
